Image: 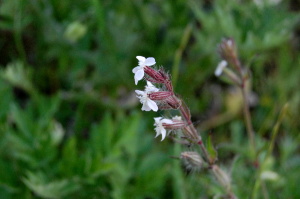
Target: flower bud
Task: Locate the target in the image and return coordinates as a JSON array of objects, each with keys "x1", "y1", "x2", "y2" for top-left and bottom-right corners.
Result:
[
  {"x1": 163, "y1": 116, "x2": 185, "y2": 130},
  {"x1": 181, "y1": 151, "x2": 204, "y2": 170},
  {"x1": 148, "y1": 91, "x2": 173, "y2": 100},
  {"x1": 165, "y1": 95, "x2": 182, "y2": 109},
  {"x1": 182, "y1": 124, "x2": 201, "y2": 142},
  {"x1": 211, "y1": 165, "x2": 231, "y2": 191},
  {"x1": 218, "y1": 38, "x2": 237, "y2": 62},
  {"x1": 144, "y1": 66, "x2": 166, "y2": 83},
  {"x1": 218, "y1": 38, "x2": 244, "y2": 75}
]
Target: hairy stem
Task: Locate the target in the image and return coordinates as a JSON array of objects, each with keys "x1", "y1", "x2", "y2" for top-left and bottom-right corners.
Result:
[
  {"x1": 241, "y1": 83, "x2": 256, "y2": 155},
  {"x1": 178, "y1": 97, "x2": 238, "y2": 198},
  {"x1": 231, "y1": 51, "x2": 256, "y2": 156}
]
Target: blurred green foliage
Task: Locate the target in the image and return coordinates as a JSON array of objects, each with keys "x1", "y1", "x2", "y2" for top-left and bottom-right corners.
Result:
[{"x1": 0, "y1": 0, "x2": 300, "y2": 198}]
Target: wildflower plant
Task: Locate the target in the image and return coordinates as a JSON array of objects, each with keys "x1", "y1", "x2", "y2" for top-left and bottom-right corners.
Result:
[
  {"x1": 216, "y1": 38, "x2": 257, "y2": 158},
  {"x1": 132, "y1": 56, "x2": 237, "y2": 198}
]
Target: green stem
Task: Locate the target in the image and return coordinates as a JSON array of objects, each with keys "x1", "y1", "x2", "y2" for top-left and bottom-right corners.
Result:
[
  {"x1": 241, "y1": 84, "x2": 256, "y2": 156},
  {"x1": 178, "y1": 98, "x2": 238, "y2": 198},
  {"x1": 14, "y1": 0, "x2": 27, "y2": 64},
  {"x1": 172, "y1": 23, "x2": 192, "y2": 88}
]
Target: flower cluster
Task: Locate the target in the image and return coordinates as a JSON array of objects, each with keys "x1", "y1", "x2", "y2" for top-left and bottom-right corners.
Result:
[{"x1": 132, "y1": 56, "x2": 189, "y2": 141}]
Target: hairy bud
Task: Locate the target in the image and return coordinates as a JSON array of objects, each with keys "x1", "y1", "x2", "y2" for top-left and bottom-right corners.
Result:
[
  {"x1": 212, "y1": 165, "x2": 231, "y2": 192},
  {"x1": 181, "y1": 151, "x2": 204, "y2": 170}
]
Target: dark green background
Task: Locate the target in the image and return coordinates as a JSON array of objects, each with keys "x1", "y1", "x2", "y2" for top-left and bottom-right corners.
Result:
[{"x1": 0, "y1": 0, "x2": 299, "y2": 198}]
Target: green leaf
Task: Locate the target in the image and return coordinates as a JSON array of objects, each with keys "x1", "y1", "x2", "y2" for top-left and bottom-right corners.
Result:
[
  {"x1": 207, "y1": 134, "x2": 218, "y2": 164},
  {"x1": 23, "y1": 172, "x2": 80, "y2": 199}
]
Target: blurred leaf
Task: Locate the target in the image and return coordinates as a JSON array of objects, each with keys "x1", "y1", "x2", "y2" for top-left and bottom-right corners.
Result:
[
  {"x1": 49, "y1": 121, "x2": 64, "y2": 146},
  {"x1": 207, "y1": 135, "x2": 218, "y2": 164},
  {"x1": 23, "y1": 172, "x2": 79, "y2": 199},
  {"x1": 64, "y1": 21, "x2": 87, "y2": 43},
  {"x1": 0, "y1": 61, "x2": 34, "y2": 93}
]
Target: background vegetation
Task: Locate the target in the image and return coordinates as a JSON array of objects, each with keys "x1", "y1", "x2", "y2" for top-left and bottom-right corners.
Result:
[{"x1": 0, "y1": 0, "x2": 299, "y2": 198}]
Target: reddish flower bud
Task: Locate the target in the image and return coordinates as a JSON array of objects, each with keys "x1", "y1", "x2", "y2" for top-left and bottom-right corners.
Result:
[
  {"x1": 148, "y1": 91, "x2": 173, "y2": 100},
  {"x1": 218, "y1": 38, "x2": 243, "y2": 74},
  {"x1": 163, "y1": 116, "x2": 185, "y2": 130},
  {"x1": 165, "y1": 95, "x2": 181, "y2": 109},
  {"x1": 144, "y1": 66, "x2": 165, "y2": 83},
  {"x1": 218, "y1": 38, "x2": 237, "y2": 61}
]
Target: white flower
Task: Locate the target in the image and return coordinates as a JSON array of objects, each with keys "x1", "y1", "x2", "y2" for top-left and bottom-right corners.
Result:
[
  {"x1": 154, "y1": 117, "x2": 173, "y2": 141},
  {"x1": 132, "y1": 56, "x2": 156, "y2": 85},
  {"x1": 172, "y1": 115, "x2": 182, "y2": 121},
  {"x1": 260, "y1": 170, "x2": 279, "y2": 181},
  {"x1": 215, "y1": 60, "x2": 228, "y2": 76},
  {"x1": 226, "y1": 40, "x2": 233, "y2": 48},
  {"x1": 135, "y1": 81, "x2": 159, "y2": 111},
  {"x1": 145, "y1": 81, "x2": 159, "y2": 93}
]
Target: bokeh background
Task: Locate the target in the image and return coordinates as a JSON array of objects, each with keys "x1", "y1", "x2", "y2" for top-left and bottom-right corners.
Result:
[{"x1": 0, "y1": 0, "x2": 300, "y2": 198}]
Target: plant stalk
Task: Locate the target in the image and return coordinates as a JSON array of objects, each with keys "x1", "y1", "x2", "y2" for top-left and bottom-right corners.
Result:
[{"x1": 241, "y1": 83, "x2": 256, "y2": 155}]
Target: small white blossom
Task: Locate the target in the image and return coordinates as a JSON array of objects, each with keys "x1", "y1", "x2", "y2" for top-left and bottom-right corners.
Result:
[
  {"x1": 145, "y1": 81, "x2": 159, "y2": 93},
  {"x1": 154, "y1": 117, "x2": 173, "y2": 141},
  {"x1": 172, "y1": 115, "x2": 182, "y2": 121},
  {"x1": 215, "y1": 60, "x2": 228, "y2": 76},
  {"x1": 135, "y1": 81, "x2": 159, "y2": 112},
  {"x1": 226, "y1": 40, "x2": 233, "y2": 48},
  {"x1": 132, "y1": 56, "x2": 156, "y2": 85},
  {"x1": 260, "y1": 171, "x2": 279, "y2": 181}
]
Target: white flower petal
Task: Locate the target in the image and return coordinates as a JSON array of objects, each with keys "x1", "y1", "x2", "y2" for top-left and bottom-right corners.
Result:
[
  {"x1": 146, "y1": 81, "x2": 159, "y2": 92},
  {"x1": 215, "y1": 60, "x2": 227, "y2": 76},
  {"x1": 172, "y1": 116, "x2": 182, "y2": 121},
  {"x1": 136, "y1": 56, "x2": 145, "y2": 62},
  {"x1": 147, "y1": 99, "x2": 158, "y2": 112},
  {"x1": 132, "y1": 66, "x2": 140, "y2": 73},
  {"x1": 134, "y1": 69, "x2": 144, "y2": 85},
  {"x1": 160, "y1": 128, "x2": 167, "y2": 141},
  {"x1": 142, "y1": 103, "x2": 151, "y2": 111},
  {"x1": 161, "y1": 119, "x2": 173, "y2": 124},
  {"x1": 155, "y1": 127, "x2": 160, "y2": 138},
  {"x1": 144, "y1": 57, "x2": 156, "y2": 66},
  {"x1": 135, "y1": 90, "x2": 144, "y2": 95},
  {"x1": 154, "y1": 117, "x2": 162, "y2": 123},
  {"x1": 147, "y1": 81, "x2": 154, "y2": 87}
]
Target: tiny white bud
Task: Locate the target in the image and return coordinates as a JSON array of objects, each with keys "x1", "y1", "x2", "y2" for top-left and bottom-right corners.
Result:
[
  {"x1": 260, "y1": 170, "x2": 279, "y2": 181},
  {"x1": 215, "y1": 60, "x2": 228, "y2": 77}
]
